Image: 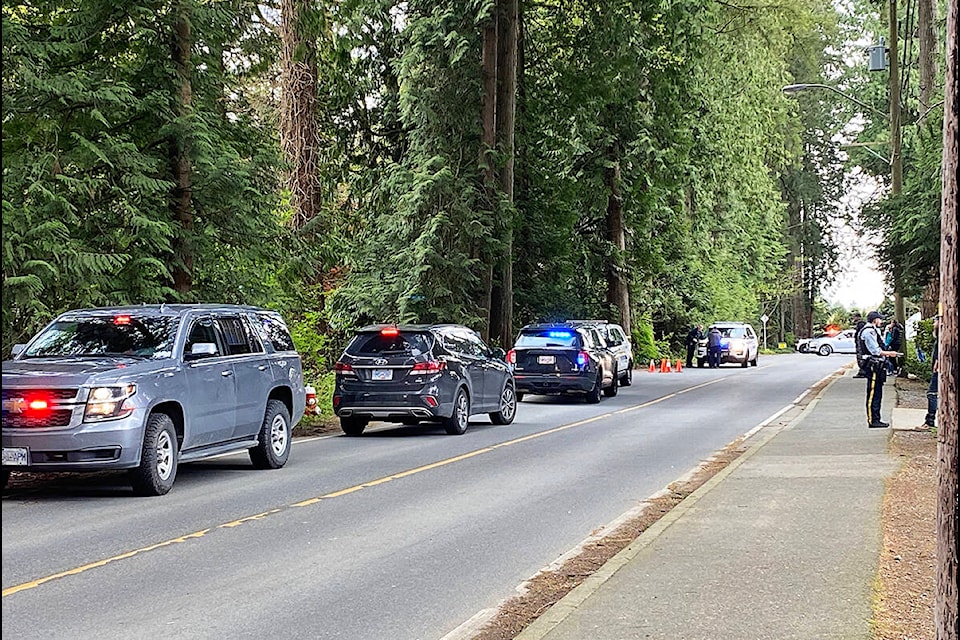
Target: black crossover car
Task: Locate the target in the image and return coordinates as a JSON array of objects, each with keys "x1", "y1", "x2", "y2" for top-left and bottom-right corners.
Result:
[
  {"x1": 507, "y1": 323, "x2": 617, "y2": 403},
  {"x1": 332, "y1": 324, "x2": 517, "y2": 436}
]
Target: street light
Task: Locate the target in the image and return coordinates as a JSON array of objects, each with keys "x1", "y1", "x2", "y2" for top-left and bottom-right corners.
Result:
[
  {"x1": 782, "y1": 83, "x2": 888, "y2": 120},
  {"x1": 783, "y1": 80, "x2": 905, "y2": 326}
]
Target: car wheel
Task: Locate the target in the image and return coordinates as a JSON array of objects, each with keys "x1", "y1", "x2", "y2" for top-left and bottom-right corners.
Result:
[
  {"x1": 751, "y1": 353, "x2": 759, "y2": 366},
  {"x1": 799, "y1": 344, "x2": 808, "y2": 353},
  {"x1": 129, "y1": 412, "x2": 178, "y2": 497},
  {"x1": 818, "y1": 344, "x2": 833, "y2": 356},
  {"x1": 741, "y1": 356, "x2": 748, "y2": 368},
  {"x1": 603, "y1": 366, "x2": 619, "y2": 397},
  {"x1": 340, "y1": 416, "x2": 368, "y2": 436},
  {"x1": 444, "y1": 388, "x2": 470, "y2": 435},
  {"x1": 489, "y1": 384, "x2": 517, "y2": 425},
  {"x1": 585, "y1": 370, "x2": 602, "y2": 404},
  {"x1": 620, "y1": 365, "x2": 633, "y2": 387},
  {"x1": 249, "y1": 399, "x2": 291, "y2": 470}
]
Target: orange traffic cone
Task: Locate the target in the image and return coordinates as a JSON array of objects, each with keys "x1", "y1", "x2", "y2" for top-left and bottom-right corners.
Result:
[
  {"x1": 648, "y1": 360, "x2": 656, "y2": 373},
  {"x1": 675, "y1": 359, "x2": 683, "y2": 372},
  {"x1": 664, "y1": 359, "x2": 672, "y2": 373}
]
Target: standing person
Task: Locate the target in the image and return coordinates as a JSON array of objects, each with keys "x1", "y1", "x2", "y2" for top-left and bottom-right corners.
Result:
[
  {"x1": 859, "y1": 311, "x2": 899, "y2": 428},
  {"x1": 685, "y1": 324, "x2": 703, "y2": 368},
  {"x1": 924, "y1": 315, "x2": 939, "y2": 429},
  {"x1": 884, "y1": 319, "x2": 904, "y2": 375},
  {"x1": 707, "y1": 326, "x2": 722, "y2": 368},
  {"x1": 852, "y1": 313, "x2": 868, "y2": 378}
]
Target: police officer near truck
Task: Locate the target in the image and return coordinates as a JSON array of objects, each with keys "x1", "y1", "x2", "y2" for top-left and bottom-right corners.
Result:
[{"x1": 859, "y1": 310, "x2": 900, "y2": 428}]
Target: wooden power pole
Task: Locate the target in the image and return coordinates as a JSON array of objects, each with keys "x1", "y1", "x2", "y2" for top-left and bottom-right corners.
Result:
[{"x1": 935, "y1": 0, "x2": 958, "y2": 636}]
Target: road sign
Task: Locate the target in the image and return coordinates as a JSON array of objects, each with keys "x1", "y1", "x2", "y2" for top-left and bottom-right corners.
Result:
[{"x1": 760, "y1": 314, "x2": 769, "y2": 323}]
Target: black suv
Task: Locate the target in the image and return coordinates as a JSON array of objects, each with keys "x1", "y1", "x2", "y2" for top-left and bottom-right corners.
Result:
[
  {"x1": 507, "y1": 323, "x2": 617, "y2": 403},
  {"x1": 332, "y1": 324, "x2": 516, "y2": 436}
]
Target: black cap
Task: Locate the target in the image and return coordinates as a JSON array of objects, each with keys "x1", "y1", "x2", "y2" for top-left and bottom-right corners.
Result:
[{"x1": 867, "y1": 311, "x2": 885, "y2": 322}]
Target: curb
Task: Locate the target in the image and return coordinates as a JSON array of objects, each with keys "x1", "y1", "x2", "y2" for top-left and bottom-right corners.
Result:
[{"x1": 514, "y1": 369, "x2": 845, "y2": 640}]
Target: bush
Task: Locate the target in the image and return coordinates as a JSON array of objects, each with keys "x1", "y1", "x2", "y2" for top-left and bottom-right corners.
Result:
[{"x1": 632, "y1": 319, "x2": 659, "y2": 364}]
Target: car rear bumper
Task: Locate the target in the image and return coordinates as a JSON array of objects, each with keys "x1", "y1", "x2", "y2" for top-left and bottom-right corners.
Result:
[
  {"x1": 514, "y1": 374, "x2": 594, "y2": 395},
  {"x1": 334, "y1": 391, "x2": 453, "y2": 421},
  {"x1": 2, "y1": 412, "x2": 146, "y2": 472}
]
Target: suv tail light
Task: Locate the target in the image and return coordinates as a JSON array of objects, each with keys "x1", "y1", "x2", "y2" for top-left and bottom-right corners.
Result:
[
  {"x1": 576, "y1": 351, "x2": 589, "y2": 367},
  {"x1": 506, "y1": 349, "x2": 516, "y2": 365},
  {"x1": 334, "y1": 362, "x2": 356, "y2": 376},
  {"x1": 411, "y1": 361, "x2": 446, "y2": 375}
]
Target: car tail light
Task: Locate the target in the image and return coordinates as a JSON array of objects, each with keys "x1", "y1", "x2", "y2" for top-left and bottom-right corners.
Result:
[
  {"x1": 576, "y1": 351, "x2": 589, "y2": 367},
  {"x1": 380, "y1": 326, "x2": 400, "y2": 337},
  {"x1": 424, "y1": 395, "x2": 439, "y2": 408},
  {"x1": 334, "y1": 362, "x2": 355, "y2": 376},
  {"x1": 506, "y1": 349, "x2": 516, "y2": 365},
  {"x1": 412, "y1": 361, "x2": 446, "y2": 375},
  {"x1": 333, "y1": 395, "x2": 341, "y2": 408},
  {"x1": 113, "y1": 315, "x2": 132, "y2": 325}
]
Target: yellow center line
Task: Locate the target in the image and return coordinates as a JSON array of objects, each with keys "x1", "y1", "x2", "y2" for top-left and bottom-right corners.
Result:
[{"x1": 3, "y1": 374, "x2": 734, "y2": 598}]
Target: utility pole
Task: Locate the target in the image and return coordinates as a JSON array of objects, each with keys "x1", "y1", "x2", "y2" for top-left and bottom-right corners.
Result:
[
  {"x1": 935, "y1": 0, "x2": 958, "y2": 635},
  {"x1": 888, "y1": 0, "x2": 906, "y2": 327}
]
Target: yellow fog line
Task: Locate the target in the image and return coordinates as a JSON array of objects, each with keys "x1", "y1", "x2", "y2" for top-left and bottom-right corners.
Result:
[{"x1": 3, "y1": 377, "x2": 730, "y2": 598}]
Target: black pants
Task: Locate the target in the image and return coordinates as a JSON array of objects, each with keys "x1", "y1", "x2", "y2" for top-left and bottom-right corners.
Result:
[
  {"x1": 925, "y1": 371, "x2": 938, "y2": 426},
  {"x1": 685, "y1": 344, "x2": 695, "y2": 367},
  {"x1": 865, "y1": 362, "x2": 886, "y2": 424}
]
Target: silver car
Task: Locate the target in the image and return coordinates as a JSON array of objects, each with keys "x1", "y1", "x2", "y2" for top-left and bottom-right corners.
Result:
[
  {"x1": 1, "y1": 305, "x2": 306, "y2": 495},
  {"x1": 807, "y1": 329, "x2": 857, "y2": 356}
]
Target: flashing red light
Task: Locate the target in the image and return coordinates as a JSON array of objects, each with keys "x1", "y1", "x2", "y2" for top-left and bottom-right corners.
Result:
[
  {"x1": 28, "y1": 399, "x2": 49, "y2": 411},
  {"x1": 380, "y1": 326, "x2": 400, "y2": 337},
  {"x1": 576, "y1": 351, "x2": 590, "y2": 367},
  {"x1": 113, "y1": 315, "x2": 132, "y2": 325},
  {"x1": 412, "y1": 361, "x2": 446, "y2": 375},
  {"x1": 506, "y1": 349, "x2": 516, "y2": 365}
]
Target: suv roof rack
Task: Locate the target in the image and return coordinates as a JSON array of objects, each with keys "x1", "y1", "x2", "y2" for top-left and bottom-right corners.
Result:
[{"x1": 565, "y1": 319, "x2": 608, "y2": 325}]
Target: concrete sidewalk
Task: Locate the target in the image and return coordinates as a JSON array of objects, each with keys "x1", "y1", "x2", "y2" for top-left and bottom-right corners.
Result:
[{"x1": 516, "y1": 367, "x2": 899, "y2": 640}]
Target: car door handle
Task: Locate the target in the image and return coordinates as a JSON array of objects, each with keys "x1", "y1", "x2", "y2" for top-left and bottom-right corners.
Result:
[{"x1": 221, "y1": 370, "x2": 233, "y2": 377}]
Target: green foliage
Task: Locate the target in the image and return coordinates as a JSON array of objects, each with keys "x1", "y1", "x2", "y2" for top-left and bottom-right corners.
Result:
[{"x1": 632, "y1": 318, "x2": 659, "y2": 363}]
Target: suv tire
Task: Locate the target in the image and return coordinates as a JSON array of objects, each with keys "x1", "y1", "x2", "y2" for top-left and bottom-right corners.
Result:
[
  {"x1": 489, "y1": 384, "x2": 517, "y2": 425},
  {"x1": 620, "y1": 366, "x2": 633, "y2": 386},
  {"x1": 585, "y1": 371, "x2": 602, "y2": 404},
  {"x1": 340, "y1": 416, "x2": 368, "y2": 436},
  {"x1": 444, "y1": 388, "x2": 470, "y2": 435},
  {"x1": 129, "y1": 412, "x2": 178, "y2": 497},
  {"x1": 249, "y1": 399, "x2": 291, "y2": 469},
  {"x1": 818, "y1": 344, "x2": 833, "y2": 356},
  {"x1": 603, "y1": 367, "x2": 619, "y2": 397}
]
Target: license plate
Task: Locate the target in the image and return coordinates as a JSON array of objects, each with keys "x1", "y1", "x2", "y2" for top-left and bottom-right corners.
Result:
[
  {"x1": 2, "y1": 447, "x2": 29, "y2": 466},
  {"x1": 371, "y1": 369, "x2": 393, "y2": 381},
  {"x1": 537, "y1": 355, "x2": 555, "y2": 365}
]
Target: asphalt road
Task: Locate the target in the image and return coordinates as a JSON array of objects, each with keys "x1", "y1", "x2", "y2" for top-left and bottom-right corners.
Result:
[{"x1": 2, "y1": 353, "x2": 844, "y2": 640}]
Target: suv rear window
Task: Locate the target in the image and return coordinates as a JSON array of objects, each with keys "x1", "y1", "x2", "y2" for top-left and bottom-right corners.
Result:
[
  {"x1": 515, "y1": 329, "x2": 581, "y2": 349},
  {"x1": 346, "y1": 331, "x2": 433, "y2": 357},
  {"x1": 256, "y1": 313, "x2": 296, "y2": 352}
]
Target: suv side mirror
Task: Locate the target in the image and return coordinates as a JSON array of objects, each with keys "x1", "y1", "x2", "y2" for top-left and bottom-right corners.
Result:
[
  {"x1": 491, "y1": 347, "x2": 506, "y2": 361},
  {"x1": 186, "y1": 342, "x2": 218, "y2": 360},
  {"x1": 11, "y1": 343, "x2": 26, "y2": 358}
]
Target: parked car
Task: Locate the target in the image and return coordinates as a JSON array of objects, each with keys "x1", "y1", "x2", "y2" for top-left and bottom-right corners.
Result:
[
  {"x1": 1, "y1": 305, "x2": 306, "y2": 495},
  {"x1": 507, "y1": 323, "x2": 617, "y2": 403},
  {"x1": 567, "y1": 320, "x2": 634, "y2": 386},
  {"x1": 695, "y1": 322, "x2": 760, "y2": 367},
  {"x1": 808, "y1": 328, "x2": 857, "y2": 356},
  {"x1": 332, "y1": 324, "x2": 516, "y2": 436},
  {"x1": 795, "y1": 337, "x2": 813, "y2": 353}
]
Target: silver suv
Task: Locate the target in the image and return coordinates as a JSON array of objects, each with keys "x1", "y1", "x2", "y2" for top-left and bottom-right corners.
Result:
[
  {"x1": 695, "y1": 321, "x2": 760, "y2": 368},
  {"x1": 1, "y1": 305, "x2": 306, "y2": 495},
  {"x1": 567, "y1": 321, "x2": 634, "y2": 386}
]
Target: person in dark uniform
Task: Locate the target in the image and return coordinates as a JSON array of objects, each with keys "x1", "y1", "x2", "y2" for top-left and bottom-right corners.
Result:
[
  {"x1": 859, "y1": 310, "x2": 899, "y2": 428},
  {"x1": 685, "y1": 324, "x2": 703, "y2": 368},
  {"x1": 707, "y1": 326, "x2": 722, "y2": 368},
  {"x1": 852, "y1": 313, "x2": 868, "y2": 378},
  {"x1": 924, "y1": 315, "x2": 939, "y2": 429}
]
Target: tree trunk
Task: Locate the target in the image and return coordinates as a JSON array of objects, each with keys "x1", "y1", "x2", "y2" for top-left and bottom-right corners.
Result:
[
  {"x1": 280, "y1": 0, "x2": 321, "y2": 230},
  {"x1": 495, "y1": 0, "x2": 518, "y2": 345},
  {"x1": 921, "y1": 277, "x2": 940, "y2": 318},
  {"x1": 918, "y1": 0, "x2": 939, "y2": 110},
  {"x1": 935, "y1": 0, "x2": 958, "y2": 635},
  {"x1": 170, "y1": 0, "x2": 194, "y2": 296},
  {"x1": 480, "y1": 4, "x2": 498, "y2": 339},
  {"x1": 603, "y1": 140, "x2": 630, "y2": 334}
]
